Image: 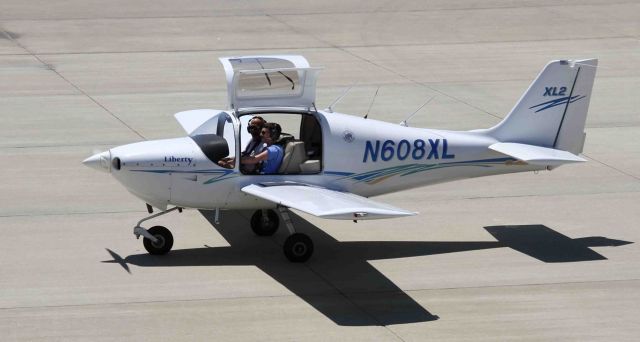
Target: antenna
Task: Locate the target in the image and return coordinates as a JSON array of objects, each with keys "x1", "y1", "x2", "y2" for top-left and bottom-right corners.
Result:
[
  {"x1": 325, "y1": 83, "x2": 357, "y2": 113},
  {"x1": 400, "y1": 96, "x2": 434, "y2": 127},
  {"x1": 364, "y1": 86, "x2": 380, "y2": 119}
]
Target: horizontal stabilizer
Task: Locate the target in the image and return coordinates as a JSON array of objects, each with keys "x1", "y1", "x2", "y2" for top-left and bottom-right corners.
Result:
[
  {"x1": 242, "y1": 183, "x2": 416, "y2": 220},
  {"x1": 489, "y1": 142, "x2": 586, "y2": 166}
]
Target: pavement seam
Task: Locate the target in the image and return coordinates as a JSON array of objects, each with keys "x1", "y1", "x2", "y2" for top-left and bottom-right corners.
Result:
[
  {"x1": 0, "y1": 210, "x2": 143, "y2": 218},
  {"x1": 38, "y1": 61, "x2": 148, "y2": 141},
  {"x1": 272, "y1": 14, "x2": 639, "y2": 183},
  {"x1": 0, "y1": 27, "x2": 147, "y2": 141},
  {"x1": 0, "y1": 27, "x2": 11, "y2": 40},
  {"x1": 229, "y1": 212, "x2": 404, "y2": 335},
  {"x1": 3, "y1": 190, "x2": 639, "y2": 219},
  {"x1": 582, "y1": 153, "x2": 640, "y2": 182},
  {"x1": 266, "y1": 14, "x2": 503, "y2": 122},
  {"x1": 4, "y1": 133, "x2": 635, "y2": 150},
  {"x1": 272, "y1": 1, "x2": 639, "y2": 18},
  {"x1": 0, "y1": 1, "x2": 635, "y2": 22},
  {"x1": 1, "y1": 34, "x2": 636, "y2": 56},
  {"x1": 2, "y1": 278, "x2": 638, "y2": 312},
  {"x1": 304, "y1": 265, "x2": 409, "y2": 341},
  {"x1": 0, "y1": 142, "x2": 136, "y2": 149},
  {"x1": 252, "y1": 211, "x2": 407, "y2": 337},
  {"x1": 0, "y1": 74, "x2": 635, "y2": 98},
  {"x1": 266, "y1": 234, "x2": 396, "y2": 330},
  {"x1": 544, "y1": 2, "x2": 639, "y2": 44},
  {"x1": 462, "y1": 189, "x2": 640, "y2": 200}
]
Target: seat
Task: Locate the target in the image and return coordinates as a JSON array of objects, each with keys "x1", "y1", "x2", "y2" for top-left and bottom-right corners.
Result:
[
  {"x1": 300, "y1": 160, "x2": 321, "y2": 173},
  {"x1": 278, "y1": 141, "x2": 307, "y2": 174}
]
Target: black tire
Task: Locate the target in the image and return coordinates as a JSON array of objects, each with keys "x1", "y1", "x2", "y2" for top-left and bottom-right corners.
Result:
[
  {"x1": 143, "y1": 226, "x2": 174, "y2": 255},
  {"x1": 250, "y1": 210, "x2": 280, "y2": 236},
  {"x1": 283, "y1": 233, "x2": 314, "y2": 262}
]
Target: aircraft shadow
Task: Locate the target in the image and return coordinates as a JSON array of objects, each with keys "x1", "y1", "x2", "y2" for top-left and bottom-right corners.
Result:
[{"x1": 104, "y1": 211, "x2": 632, "y2": 326}]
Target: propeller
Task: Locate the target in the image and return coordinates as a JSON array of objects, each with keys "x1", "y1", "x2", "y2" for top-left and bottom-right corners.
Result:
[{"x1": 82, "y1": 149, "x2": 111, "y2": 173}]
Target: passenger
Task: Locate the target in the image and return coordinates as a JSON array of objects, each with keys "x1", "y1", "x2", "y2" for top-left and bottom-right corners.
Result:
[
  {"x1": 241, "y1": 122, "x2": 284, "y2": 174},
  {"x1": 218, "y1": 116, "x2": 266, "y2": 171}
]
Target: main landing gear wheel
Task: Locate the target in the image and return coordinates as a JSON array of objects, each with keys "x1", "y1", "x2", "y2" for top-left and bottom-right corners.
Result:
[
  {"x1": 284, "y1": 233, "x2": 314, "y2": 263},
  {"x1": 143, "y1": 226, "x2": 174, "y2": 255},
  {"x1": 250, "y1": 209, "x2": 280, "y2": 236}
]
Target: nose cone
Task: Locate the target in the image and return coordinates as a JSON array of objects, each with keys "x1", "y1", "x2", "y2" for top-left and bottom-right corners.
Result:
[{"x1": 82, "y1": 151, "x2": 111, "y2": 173}]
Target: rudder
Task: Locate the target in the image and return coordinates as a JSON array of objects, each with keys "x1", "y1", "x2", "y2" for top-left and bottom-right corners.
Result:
[{"x1": 488, "y1": 59, "x2": 598, "y2": 154}]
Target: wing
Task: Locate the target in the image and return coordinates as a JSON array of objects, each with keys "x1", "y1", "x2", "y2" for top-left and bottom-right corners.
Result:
[
  {"x1": 489, "y1": 142, "x2": 586, "y2": 166},
  {"x1": 241, "y1": 183, "x2": 416, "y2": 220}
]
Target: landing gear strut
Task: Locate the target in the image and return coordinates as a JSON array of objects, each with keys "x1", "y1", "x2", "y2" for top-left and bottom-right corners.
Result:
[
  {"x1": 250, "y1": 207, "x2": 314, "y2": 262},
  {"x1": 133, "y1": 206, "x2": 181, "y2": 255},
  {"x1": 277, "y1": 207, "x2": 314, "y2": 263}
]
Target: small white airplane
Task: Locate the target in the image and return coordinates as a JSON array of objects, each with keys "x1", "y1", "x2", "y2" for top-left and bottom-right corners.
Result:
[{"x1": 83, "y1": 55, "x2": 597, "y2": 262}]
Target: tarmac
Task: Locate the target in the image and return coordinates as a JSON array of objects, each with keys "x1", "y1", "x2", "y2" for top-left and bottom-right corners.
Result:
[{"x1": 1, "y1": 0, "x2": 639, "y2": 340}]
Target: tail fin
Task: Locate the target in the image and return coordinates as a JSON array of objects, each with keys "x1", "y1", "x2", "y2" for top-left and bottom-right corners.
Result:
[{"x1": 488, "y1": 59, "x2": 597, "y2": 154}]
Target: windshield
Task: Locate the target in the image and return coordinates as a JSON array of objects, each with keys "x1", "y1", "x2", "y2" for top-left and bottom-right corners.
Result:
[{"x1": 191, "y1": 112, "x2": 236, "y2": 164}]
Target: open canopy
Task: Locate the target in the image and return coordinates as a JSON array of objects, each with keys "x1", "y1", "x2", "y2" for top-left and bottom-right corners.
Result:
[{"x1": 219, "y1": 55, "x2": 320, "y2": 112}]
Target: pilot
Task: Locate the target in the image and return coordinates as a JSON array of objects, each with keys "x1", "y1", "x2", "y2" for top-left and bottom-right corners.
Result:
[
  {"x1": 241, "y1": 122, "x2": 284, "y2": 174},
  {"x1": 218, "y1": 116, "x2": 267, "y2": 171}
]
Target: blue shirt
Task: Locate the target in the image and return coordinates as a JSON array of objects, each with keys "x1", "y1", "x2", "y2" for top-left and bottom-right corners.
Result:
[{"x1": 261, "y1": 145, "x2": 284, "y2": 174}]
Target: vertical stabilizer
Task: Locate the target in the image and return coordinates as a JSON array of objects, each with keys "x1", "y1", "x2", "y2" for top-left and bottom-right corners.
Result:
[{"x1": 488, "y1": 59, "x2": 597, "y2": 154}]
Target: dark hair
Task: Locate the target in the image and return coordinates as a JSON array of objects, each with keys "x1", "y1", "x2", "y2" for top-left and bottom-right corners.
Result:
[
  {"x1": 249, "y1": 116, "x2": 265, "y2": 125},
  {"x1": 263, "y1": 122, "x2": 281, "y2": 140},
  {"x1": 247, "y1": 116, "x2": 266, "y2": 133}
]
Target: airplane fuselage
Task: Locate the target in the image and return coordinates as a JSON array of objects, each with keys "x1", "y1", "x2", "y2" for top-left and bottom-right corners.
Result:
[{"x1": 102, "y1": 110, "x2": 542, "y2": 211}]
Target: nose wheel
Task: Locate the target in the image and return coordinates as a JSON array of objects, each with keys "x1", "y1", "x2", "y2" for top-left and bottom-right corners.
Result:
[{"x1": 142, "y1": 226, "x2": 174, "y2": 255}]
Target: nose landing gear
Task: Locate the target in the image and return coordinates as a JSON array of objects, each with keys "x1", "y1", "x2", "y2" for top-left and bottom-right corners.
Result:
[
  {"x1": 132, "y1": 205, "x2": 314, "y2": 262},
  {"x1": 133, "y1": 206, "x2": 181, "y2": 255}
]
